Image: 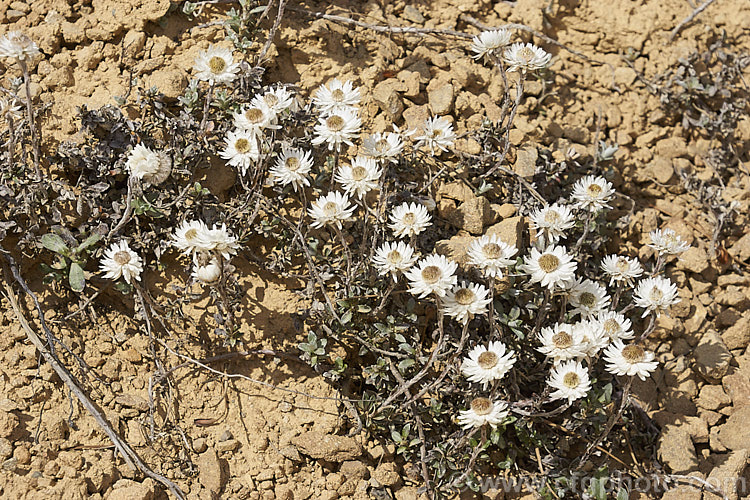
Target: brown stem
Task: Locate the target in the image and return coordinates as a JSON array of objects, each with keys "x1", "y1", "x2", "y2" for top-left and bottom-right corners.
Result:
[{"x1": 18, "y1": 59, "x2": 41, "y2": 180}]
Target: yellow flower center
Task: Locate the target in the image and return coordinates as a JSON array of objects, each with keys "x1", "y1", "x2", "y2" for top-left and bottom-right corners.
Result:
[
  {"x1": 331, "y1": 88, "x2": 345, "y2": 102},
  {"x1": 615, "y1": 258, "x2": 630, "y2": 274},
  {"x1": 402, "y1": 212, "x2": 416, "y2": 225},
  {"x1": 375, "y1": 139, "x2": 390, "y2": 154},
  {"x1": 649, "y1": 287, "x2": 664, "y2": 301},
  {"x1": 185, "y1": 228, "x2": 198, "y2": 241},
  {"x1": 245, "y1": 107, "x2": 264, "y2": 124},
  {"x1": 386, "y1": 250, "x2": 402, "y2": 265},
  {"x1": 587, "y1": 184, "x2": 603, "y2": 196},
  {"x1": 322, "y1": 202, "x2": 338, "y2": 217},
  {"x1": 454, "y1": 288, "x2": 476, "y2": 306},
  {"x1": 208, "y1": 56, "x2": 226, "y2": 74},
  {"x1": 234, "y1": 138, "x2": 251, "y2": 154},
  {"x1": 603, "y1": 319, "x2": 619, "y2": 337},
  {"x1": 264, "y1": 94, "x2": 279, "y2": 107},
  {"x1": 114, "y1": 251, "x2": 131, "y2": 265},
  {"x1": 579, "y1": 292, "x2": 596, "y2": 308},
  {"x1": 622, "y1": 345, "x2": 645, "y2": 363},
  {"x1": 482, "y1": 243, "x2": 502, "y2": 259},
  {"x1": 552, "y1": 331, "x2": 573, "y2": 349},
  {"x1": 351, "y1": 166, "x2": 367, "y2": 181},
  {"x1": 519, "y1": 47, "x2": 535, "y2": 61},
  {"x1": 563, "y1": 372, "x2": 580, "y2": 388},
  {"x1": 285, "y1": 156, "x2": 300, "y2": 172},
  {"x1": 544, "y1": 210, "x2": 561, "y2": 223},
  {"x1": 470, "y1": 397, "x2": 492, "y2": 416},
  {"x1": 326, "y1": 115, "x2": 345, "y2": 132},
  {"x1": 421, "y1": 266, "x2": 441, "y2": 284},
  {"x1": 538, "y1": 254, "x2": 560, "y2": 273},
  {"x1": 477, "y1": 351, "x2": 498, "y2": 370}
]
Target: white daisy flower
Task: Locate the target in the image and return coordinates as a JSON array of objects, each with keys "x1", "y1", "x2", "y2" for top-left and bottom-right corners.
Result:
[
  {"x1": 172, "y1": 220, "x2": 212, "y2": 256},
  {"x1": 0, "y1": 97, "x2": 22, "y2": 121},
  {"x1": 600, "y1": 255, "x2": 644, "y2": 286},
  {"x1": 597, "y1": 311, "x2": 634, "y2": 341},
  {"x1": 537, "y1": 323, "x2": 587, "y2": 364},
  {"x1": 568, "y1": 279, "x2": 610, "y2": 319},
  {"x1": 547, "y1": 360, "x2": 592, "y2": 404},
  {"x1": 362, "y1": 131, "x2": 404, "y2": 163},
  {"x1": 503, "y1": 42, "x2": 552, "y2": 73},
  {"x1": 404, "y1": 254, "x2": 458, "y2": 298},
  {"x1": 0, "y1": 31, "x2": 39, "y2": 61},
  {"x1": 195, "y1": 223, "x2": 240, "y2": 260},
  {"x1": 193, "y1": 45, "x2": 240, "y2": 84},
  {"x1": 233, "y1": 99, "x2": 279, "y2": 137},
  {"x1": 648, "y1": 228, "x2": 691, "y2": 255},
  {"x1": 466, "y1": 234, "x2": 518, "y2": 279},
  {"x1": 603, "y1": 340, "x2": 658, "y2": 381},
  {"x1": 100, "y1": 240, "x2": 143, "y2": 284},
  {"x1": 372, "y1": 241, "x2": 417, "y2": 281},
  {"x1": 633, "y1": 276, "x2": 680, "y2": 317},
  {"x1": 192, "y1": 258, "x2": 221, "y2": 284},
  {"x1": 470, "y1": 29, "x2": 512, "y2": 61},
  {"x1": 388, "y1": 202, "x2": 432, "y2": 239},
  {"x1": 461, "y1": 341, "x2": 517, "y2": 389},
  {"x1": 125, "y1": 144, "x2": 172, "y2": 185},
  {"x1": 261, "y1": 86, "x2": 296, "y2": 114},
  {"x1": 311, "y1": 108, "x2": 361, "y2": 151},
  {"x1": 571, "y1": 175, "x2": 615, "y2": 212},
  {"x1": 312, "y1": 79, "x2": 361, "y2": 115},
  {"x1": 269, "y1": 147, "x2": 313, "y2": 192},
  {"x1": 574, "y1": 319, "x2": 609, "y2": 357},
  {"x1": 220, "y1": 129, "x2": 260, "y2": 176},
  {"x1": 458, "y1": 398, "x2": 509, "y2": 430},
  {"x1": 442, "y1": 282, "x2": 492, "y2": 324},
  {"x1": 415, "y1": 116, "x2": 456, "y2": 156},
  {"x1": 334, "y1": 155, "x2": 382, "y2": 200},
  {"x1": 520, "y1": 245, "x2": 578, "y2": 290},
  {"x1": 307, "y1": 191, "x2": 356, "y2": 229},
  {"x1": 529, "y1": 203, "x2": 575, "y2": 244}
]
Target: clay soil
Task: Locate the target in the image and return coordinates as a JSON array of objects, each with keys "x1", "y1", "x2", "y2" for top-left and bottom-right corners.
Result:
[{"x1": 1, "y1": 0, "x2": 750, "y2": 499}]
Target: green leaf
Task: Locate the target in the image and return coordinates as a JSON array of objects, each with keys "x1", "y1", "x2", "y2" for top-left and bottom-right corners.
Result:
[
  {"x1": 340, "y1": 310, "x2": 352, "y2": 325},
  {"x1": 68, "y1": 262, "x2": 85, "y2": 292},
  {"x1": 398, "y1": 358, "x2": 414, "y2": 372},
  {"x1": 41, "y1": 233, "x2": 68, "y2": 254},
  {"x1": 616, "y1": 487, "x2": 629, "y2": 500},
  {"x1": 588, "y1": 477, "x2": 607, "y2": 500},
  {"x1": 75, "y1": 233, "x2": 101, "y2": 254}
]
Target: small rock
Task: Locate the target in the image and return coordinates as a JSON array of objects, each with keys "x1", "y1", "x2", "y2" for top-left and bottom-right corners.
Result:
[
  {"x1": 661, "y1": 476, "x2": 703, "y2": 500},
  {"x1": 0, "y1": 411, "x2": 19, "y2": 439},
  {"x1": 693, "y1": 330, "x2": 732, "y2": 381},
  {"x1": 279, "y1": 445, "x2": 302, "y2": 463},
  {"x1": 434, "y1": 232, "x2": 474, "y2": 265},
  {"x1": 0, "y1": 438, "x2": 12, "y2": 460},
  {"x1": 292, "y1": 431, "x2": 362, "y2": 462},
  {"x1": 513, "y1": 145, "x2": 538, "y2": 178},
  {"x1": 697, "y1": 385, "x2": 731, "y2": 411},
  {"x1": 718, "y1": 406, "x2": 750, "y2": 451},
  {"x1": 402, "y1": 5, "x2": 425, "y2": 23},
  {"x1": 107, "y1": 479, "x2": 155, "y2": 500},
  {"x1": 144, "y1": 68, "x2": 187, "y2": 100},
  {"x1": 2, "y1": 457, "x2": 18, "y2": 472},
  {"x1": 648, "y1": 156, "x2": 674, "y2": 184},
  {"x1": 6, "y1": 9, "x2": 25, "y2": 21},
  {"x1": 722, "y1": 370, "x2": 750, "y2": 408},
  {"x1": 729, "y1": 232, "x2": 750, "y2": 261},
  {"x1": 197, "y1": 448, "x2": 225, "y2": 495},
  {"x1": 658, "y1": 427, "x2": 699, "y2": 473},
  {"x1": 9, "y1": 2, "x2": 31, "y2": 13},
  {"x1": 402, "y1": 104, "x2": 431, "y2": 132},
  {"x1": 704, "y1": 449, "x2": 749, "y2": 500},
  {"x1": 192, "y1": 438, "x2": 207, "y2": 453},
  {"x1": 438, "y1": 181, "x2": 474, "y2": 203},
  {"x1": 216, "y1": 439, "x2": 239, "y2": 453},
  {"x1": 485, "y1": 216, "x2": 525, "y2": 249},
  {"x1": 373, "y1": 80, "x2": 404, "y2": 120},
  {"x1": 677, "y1": 247, "x2": 710, "y2": 274},
  {"x1": 722, "y1": 314, "x2": 750, "y2": 350},
  {"x1": 219, "y1": 430, "x2": 233, "y2": 442},
  {"x1": 428, "y1": 84, "x2": 454, "y2": 115},
  {"x1": 372, "y1": 463, "x2": 401, "y2": 488},
  {"x1": 449, "y1": 197, "x2": 491, "y2": 235},
  {"x1": 115, "y1": 394, "x2": 149, "y2": 412},
  {"x1": 340, "y1": 461, "x2": 369, "y2": 480}
]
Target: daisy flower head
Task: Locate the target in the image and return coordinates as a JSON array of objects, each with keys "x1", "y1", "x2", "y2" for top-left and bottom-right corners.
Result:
[
  {"x1": 442, "y1": 282, "x2": 492, "y2": 324},
  {"x1": 470, "y1": 29, "x2": 512, "y2": 61},
  {"x1": 312, "y1": 79, "x2": 361, "y2": 115},
  {"x1": 648, "y1": 228, "x2": 691, "y2": 255},
  {"x1": 307, "y1": 191, "x2": 356, "y2": 229},
  {"x1": 574, "y1": 319, "x2": 609, "y2": 357},
  {"x1": 0, "y1": 97, "x2": 22, "y2": 121},
  {"x1": 100, "y1": 240, "x2": 143, "y2": 284},
  {"x1": 389, "y1": 202, "x2": 432, "y2": 239},
  {"x1": 537, "y1": 323, "x2": 587, "y2": 364},
  {"x1": 125, "y1": 144, "x2": 171, "y2": 186},
  {"x1": 529, "y1": 203, "x2": 575, "y2": 244},
  {"x1": 415, "y1": 116, "x2": 456, "y2": 156},
  {"x1": 466, "y1": 234, "x2": 518, "y2": 279},
  {"x1": 261, "y1": 86, "x2": 296, "y2": 115},
  {"x1": 568, "y1": 279, "x2": 610, "y2": 319},
  {"x1": 193, "y1": 45, "x2": 240, "y2": 84},
  {"x1": 0, "y1": 31, "x2": 39, "y2": 61},
  {"x1": 172, "y1": 220, "x2": 212, "y2": 256},
  {"x1": 311, "y1": 107, "x2": 361, "y2": 151},
  {"x1": 458, "y1": 398, "x2": 509, "y2": 430},
  {"x1": 404, "y1": 254, "x2": 458, "y2": 298},
  {"x1": 372, "y1": 241, "x2": 417, "y2": 281},
  {"x1": 600, "y1": 255, "x2": 644, "y2": 286},
  {"x1": 597, "y1": 311, "x2": 634, "y2": 341},
  {"x1": 196, "y1": 223, "x2": 240, "y2": 260},
  {"x1": 520, "y1": 245, "x2": 577, "y2": 290},
  {"x1": 233, "y1": 99, "x2": 278, "y2": 137},
  {"x1": 547, "y1": 360, "x2": 592, "y2": 404},
  {"x1": 192, "y1": 258, "x2": 221, "y2": 284},
  {"x1": 220, "y1": 129, "x2": 260, "y2": 176},
  {"x1": 633, "y1": 276, "x2": 680, "y2": 317},
  {"x1": 603, "y1": 340, "x2": 658, "y2": 381},
  {"x1": 571, "y1": 175, "x2": 615, "y2": 212},
  {"x1": 504, "y1": 42, "x2": 551, "y2": 73},
  {"x1": 362, "y1": 131, "x2": 404, "y2": 163},
  {"x1": 269, "y1": 147, "x2": 313, "y2": 192},
  {"x1": 461, "y1": 341, "x2": 517, "y2": 389},
  {"x1": 334, "y1": 155, "x2": 382, "y2": 200}
]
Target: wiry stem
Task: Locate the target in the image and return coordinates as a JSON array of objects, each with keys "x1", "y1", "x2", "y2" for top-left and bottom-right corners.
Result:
[{"x1": 18, "y1": 59, "x2": 41, "y2": 180}]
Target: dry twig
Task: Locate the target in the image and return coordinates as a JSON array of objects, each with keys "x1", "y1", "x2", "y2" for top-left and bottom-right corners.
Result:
[{"x1": 669, "y1": 0, "x2": 719, "y2": 41}]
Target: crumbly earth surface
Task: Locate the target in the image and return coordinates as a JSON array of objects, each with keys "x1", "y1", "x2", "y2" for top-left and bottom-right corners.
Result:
[{"x1": 1, "y1": 0, "x2": 750, "y2": 499}]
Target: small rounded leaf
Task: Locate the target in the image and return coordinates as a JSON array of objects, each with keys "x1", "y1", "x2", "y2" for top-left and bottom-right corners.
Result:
[
  {"x1": 69, "y1": 262, "x2": 85, "y2": 292},
  {"x1": 41, "y1": 234, "x2": 68, "y2": 254}
]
